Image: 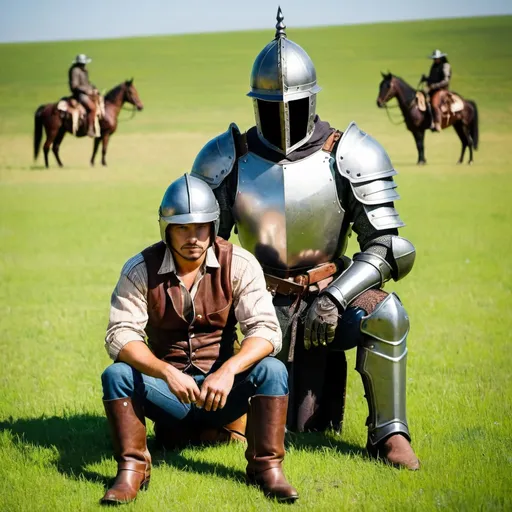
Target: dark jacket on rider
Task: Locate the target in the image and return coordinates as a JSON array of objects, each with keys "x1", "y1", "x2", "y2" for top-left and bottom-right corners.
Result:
[
  {"x1": 427, "y1": 58, "x2": 451, "y2": 91},
  {"x1": 68, "y1": 65, "x2": 94, "y2": 96}
]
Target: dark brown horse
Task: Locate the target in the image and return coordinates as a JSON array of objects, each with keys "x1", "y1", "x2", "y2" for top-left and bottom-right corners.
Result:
[
  {"x1": 34, "y1": 79, "x2": 144, "y2": 168},
  {"x1": 376, "y1": 73, "x2": 478, "y2": 165}
]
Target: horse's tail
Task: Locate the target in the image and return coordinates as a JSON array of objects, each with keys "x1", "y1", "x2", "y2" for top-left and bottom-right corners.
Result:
[
  {"x1": 468, "y1": 100, "x2": 479, "y2": 150},
  {"x1": 34, "y1": 105, "x2": 45, "y2": 161}
]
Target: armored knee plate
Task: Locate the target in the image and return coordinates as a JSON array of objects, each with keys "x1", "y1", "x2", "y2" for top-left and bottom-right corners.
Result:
[{"x1": 356, "y1": 293, "x2": 411, "y2": 446}]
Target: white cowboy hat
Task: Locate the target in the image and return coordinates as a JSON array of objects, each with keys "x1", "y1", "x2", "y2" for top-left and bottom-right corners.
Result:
[
  {"x1": 429, "y1": 49, "x2": 447, "y2": 59},
  {"x1": 72, "y1": 54, "x2": 92, "y2": 65}
]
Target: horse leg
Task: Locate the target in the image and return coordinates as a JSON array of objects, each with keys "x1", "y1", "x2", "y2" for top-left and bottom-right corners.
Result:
[
  {"x1": 413, "y1": 130, "x2": 426, "y2": 165},
  {"x1": 91, "y1": 137, "x2": 101, "y2": 166},
  {"x1": 43, "y1": 134, "x2": 54, "y2": 169},
  {"x1": 101, "y1": 133, "x2": 111, "y2": 167},
  {"x1": 43, "y1": 119, "x2": 62, "y2": 169},
  {"x1": 464, "y1": 124, "x2": 474, "y2": 165},
  {"x1": 52, "y1": 127, "x2": 66, "y2": 168},
  {"x1": 452, "y1": 122, "x2": 467, "y2": 164}
]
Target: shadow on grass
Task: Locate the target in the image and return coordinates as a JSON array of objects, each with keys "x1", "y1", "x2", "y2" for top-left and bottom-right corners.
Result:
[
  {"x1": 286, "y1": 430, "x2": 366, "y2": 458},
  {"x1": 0, "y1": 414, "x2": 367, "y2": 490},
  {"x1": 0, "y1": 414, "x2": 245, "y2": 487}
]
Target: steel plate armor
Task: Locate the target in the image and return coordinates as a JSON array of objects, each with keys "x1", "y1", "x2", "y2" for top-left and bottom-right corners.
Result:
[{"x1": 234, "y1": 149, "x2": 344, "y2": 272}]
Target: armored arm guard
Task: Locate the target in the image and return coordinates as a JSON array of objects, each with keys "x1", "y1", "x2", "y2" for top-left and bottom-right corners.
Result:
[
  {"x1": 324, "y1": 122, "x2": 415, "y2": 310},
  {"x1": 191, "y1": 123, "x2": 241, "y2": 239}
]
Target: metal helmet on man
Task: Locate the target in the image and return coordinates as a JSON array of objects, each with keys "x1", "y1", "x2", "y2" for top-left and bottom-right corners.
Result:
[
  {"x1": 72, "y1": 54, "x2": 92, "y2": 65},
  {"x1": 248, "y1": 7, "x2": 321, "y2": 156},
  {"x1": 158, "y1": 174, "x2": 220, "y2": 244}
]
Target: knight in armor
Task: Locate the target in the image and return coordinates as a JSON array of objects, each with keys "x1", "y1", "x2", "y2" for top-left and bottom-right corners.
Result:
[
  {"x1": 68, "y1": 53, "x2": 98, "y2": 137},
  {"x1": 420, "y1": 49, "x2": 452, "y2": 132},
  {"x1": 191, "y1": 8, "x2": 420, "y2": 470}
]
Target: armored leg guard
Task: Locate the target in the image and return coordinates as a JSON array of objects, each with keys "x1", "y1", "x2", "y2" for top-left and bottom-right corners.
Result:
[{"x1": 356, "y1": 293, "x2": 419, "y2": 469}]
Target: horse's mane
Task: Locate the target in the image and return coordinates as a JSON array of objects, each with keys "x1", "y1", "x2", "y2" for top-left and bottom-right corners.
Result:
[
  {"x1": 104, "y1": 83, "x2": 125, "y2": 102},
  {"x1": 390, "y1": 75, "x2": 414, "y2": 90},
  {"x1": 389, "y1": 74, "x2": 417, "y2": 103}
]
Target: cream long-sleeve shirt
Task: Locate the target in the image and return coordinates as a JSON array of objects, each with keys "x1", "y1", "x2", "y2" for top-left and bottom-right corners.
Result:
[{"x1": 105, "y1": 243, "x2": 282, "y2": 360}]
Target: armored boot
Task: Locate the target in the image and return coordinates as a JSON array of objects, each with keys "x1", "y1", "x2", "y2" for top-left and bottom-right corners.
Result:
[
  {"x1": 245, "y1": 395, "x2": 299, "y2": 502},
  {"x1": 356, "y1": 293, "x2": 420, "y2": 470},
  {"x1": 101, "y1": 397, "x2": 151, "y2": 504}
]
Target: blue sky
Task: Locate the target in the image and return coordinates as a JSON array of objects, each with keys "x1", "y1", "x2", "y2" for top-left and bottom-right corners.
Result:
[{"x1": 0, "y1": 0, "x2": 511, "y2": 43}]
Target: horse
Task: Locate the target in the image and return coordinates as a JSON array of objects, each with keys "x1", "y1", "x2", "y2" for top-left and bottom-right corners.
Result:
[
  {"x1": 376, "y1": 72, "x2": 479, "y2": 165},
  {"x1": 33, "y1": 79, "x2": 144, "y2": 168}
]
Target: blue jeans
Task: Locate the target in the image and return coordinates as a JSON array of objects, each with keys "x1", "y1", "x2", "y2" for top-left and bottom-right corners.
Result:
[{"x1": 101, "y1": 357, "x2": 288, "y2": 428}]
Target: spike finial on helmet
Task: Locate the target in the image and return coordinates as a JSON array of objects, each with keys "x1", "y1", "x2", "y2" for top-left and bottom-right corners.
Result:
[{"x1": 275, "y1": 6, "x2": 286, "y2": 39}]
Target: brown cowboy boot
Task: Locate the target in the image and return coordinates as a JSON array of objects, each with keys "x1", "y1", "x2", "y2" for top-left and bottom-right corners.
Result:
[
  {"x1": 87, "y1": 107, "x2": 97, "y2": 138},
  {"x1": 101, "y1": 397, "x2": 151, "y2": 505},
  {"x1": 367, "y1": 433, "x2": 420, "y2": 470},
  {"x1": 431, "y1": 105, "x2": 442, "y2": 132},
  {"x1": 245, "y1": 395, "x2": 299, "y2": 503}
]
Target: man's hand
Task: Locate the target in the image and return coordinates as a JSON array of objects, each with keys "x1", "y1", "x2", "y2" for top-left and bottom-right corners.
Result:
[
  {"x1": 420, "y1": 74, "x2": 428, "y2": 83},
  {"x1": 197, "y1": 367, "x2": 235, "y2": 412},
  {"x1": 160, "y1": 364, "x2": 201, "y2": 404},
  {"x1": 304, "y1": 295, "x2": 340, "y2": 350}
]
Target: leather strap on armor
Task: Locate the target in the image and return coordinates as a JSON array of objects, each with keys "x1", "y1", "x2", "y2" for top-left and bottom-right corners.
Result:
[
  {"x1": 321, "y1": 130, "x2": 342, "y2": 153},
  {"x1": 265, "y1": 262, "x2": 338, "y2": 297}
]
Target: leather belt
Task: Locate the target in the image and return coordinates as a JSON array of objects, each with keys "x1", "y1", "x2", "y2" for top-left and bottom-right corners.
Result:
[{"x1": 265, "y1": 262, "x2": 338, "y2": 297}]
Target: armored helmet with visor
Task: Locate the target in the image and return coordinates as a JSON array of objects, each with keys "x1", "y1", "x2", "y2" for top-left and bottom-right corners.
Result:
[{"x1": 248, "y1": 7, "x2": 321, "y2": 155}]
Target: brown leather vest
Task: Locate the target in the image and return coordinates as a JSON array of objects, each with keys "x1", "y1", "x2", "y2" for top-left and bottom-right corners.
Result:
[{"x1": 141, "y1": 237, "x2": 237, "y2": 374}]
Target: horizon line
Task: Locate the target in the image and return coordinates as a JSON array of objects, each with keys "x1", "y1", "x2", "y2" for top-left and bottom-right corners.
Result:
[{"x1": 1, "y1": 13, "x2": 510, "y2": 46}]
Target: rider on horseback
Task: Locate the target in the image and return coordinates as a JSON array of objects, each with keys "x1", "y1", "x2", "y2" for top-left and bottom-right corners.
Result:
[
  {"x1": 420, "y1": 49, "x2": 451, "y2": 132},
  {"x1": 68, "y1": 54, "x2": 98, "y2": 138}
]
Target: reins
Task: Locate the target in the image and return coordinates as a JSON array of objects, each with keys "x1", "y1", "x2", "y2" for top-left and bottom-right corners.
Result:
[
  {"x1": 119, "y1": 104, "x2": 137, "y2": 122},
  {"x1": 380, "y1": 77, "x2": 422, "y2": 126},
  {"x1": 104, "y1": 84, "x2": 139, "y2": 123},
  {"x1": 382, "y1": 103, "x2": 405, "y2": 125}
]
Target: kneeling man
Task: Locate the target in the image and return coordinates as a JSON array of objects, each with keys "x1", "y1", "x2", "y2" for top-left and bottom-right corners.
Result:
[{"x1": 101, "y1": 174, "x2": 298, "y2": 504}]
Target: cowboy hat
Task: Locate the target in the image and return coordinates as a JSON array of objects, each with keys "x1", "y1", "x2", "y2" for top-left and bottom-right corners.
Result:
[
  {"x1": 72, "y1": 54, "x2": 92, "y2": 65},
  {"x1": 429, "y1": 49, "x2": 447, "y2": 59}
]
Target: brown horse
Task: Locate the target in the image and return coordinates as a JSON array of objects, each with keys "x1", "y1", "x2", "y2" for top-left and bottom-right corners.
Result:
[
  {"x1": 376, "y1": 73, "x2": 479, "y2": 165},
  {"x1": 34, "y1": 79, "x2": 144, "y2": 168}
]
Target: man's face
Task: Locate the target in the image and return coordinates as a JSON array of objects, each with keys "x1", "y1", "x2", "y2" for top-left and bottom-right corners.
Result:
[
  {"x1": 167, "y1": 223, "x2": 211, "y2": 261},
  {"x1": 434, "y1": 58, "x2": 441, "y2": 64}
]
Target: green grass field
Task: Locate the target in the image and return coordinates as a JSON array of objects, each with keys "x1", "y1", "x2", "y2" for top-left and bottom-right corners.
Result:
[{"x1": 1, "y1": 15, "x2": 511, "y2": 511}]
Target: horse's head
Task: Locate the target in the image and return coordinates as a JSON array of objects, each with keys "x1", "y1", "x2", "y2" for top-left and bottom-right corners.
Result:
[
  {"x1": 377, "y1": 72, "x2": 397, "y2": 108},
  {"x1": 124, "y1": 78, "x2": 144, "y2": 111}
]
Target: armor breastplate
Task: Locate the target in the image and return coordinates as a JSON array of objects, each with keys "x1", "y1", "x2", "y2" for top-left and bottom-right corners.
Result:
[{"x1": 234, "y1": 149, "x2": 345, "y2": 274}]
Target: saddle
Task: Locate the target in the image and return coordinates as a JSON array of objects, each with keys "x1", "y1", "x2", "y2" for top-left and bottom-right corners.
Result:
[
  {"x1": 441, "y1": 92, "x2": 464, "y2": 114},
  {"x1": 57, "y1": 95, "x2": 104, "y2": 136},
  {"x1": 415, "y1": 91, "x2": 427, "y2": 112}
]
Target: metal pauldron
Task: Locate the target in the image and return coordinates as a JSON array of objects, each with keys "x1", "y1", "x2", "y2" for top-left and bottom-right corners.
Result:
[
  {"x1": 335, "y1": 121, "x2": 406, "y2": 230},
  {"x1": 356, "y1": 293, "x2": 411, "y2": 445},
  {"x1": 323, "y1": 252, "x2": 392, "y2": 310},
  {"x1": 191, "y1": 123, "x2": 239, "y2": 189}
]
